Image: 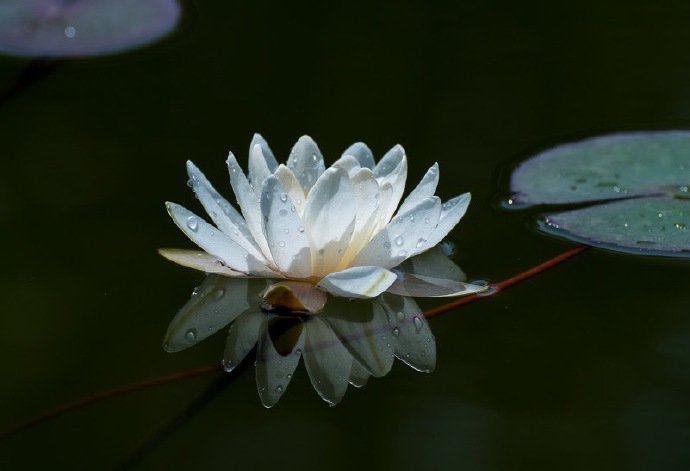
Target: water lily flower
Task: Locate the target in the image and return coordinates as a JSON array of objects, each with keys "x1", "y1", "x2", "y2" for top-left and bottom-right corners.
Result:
[{"x1": 161, "y1": 134, "x2": 483, "y2": 306}]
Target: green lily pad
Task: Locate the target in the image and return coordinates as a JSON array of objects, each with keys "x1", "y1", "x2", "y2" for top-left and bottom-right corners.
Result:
[{"x1": 508, "y1": 131, "x2": 690, "y2": 258}]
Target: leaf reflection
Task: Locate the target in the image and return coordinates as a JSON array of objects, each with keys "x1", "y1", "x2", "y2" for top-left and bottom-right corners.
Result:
[{"x1": 164, "y1": 275, "x2": 436, "y2": 407}]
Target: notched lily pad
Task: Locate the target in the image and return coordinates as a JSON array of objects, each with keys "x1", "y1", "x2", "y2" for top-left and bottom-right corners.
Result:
[
  {"x1": 508, "y1": 131, "x2": 690, "y2": 258},
  {"x1": 0, "y1": 0, "x2": 181, "y2": 58}
]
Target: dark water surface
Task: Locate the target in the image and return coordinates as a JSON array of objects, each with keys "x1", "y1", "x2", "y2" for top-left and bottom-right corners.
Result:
[{"x1": 2, "y1": 1, "x2": 690, "y2": 469}]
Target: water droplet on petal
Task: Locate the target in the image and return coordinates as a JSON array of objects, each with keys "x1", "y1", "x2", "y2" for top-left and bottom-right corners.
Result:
[
  {"x1": 279, "y1": 241, "x2": 286, "y2": 247},
  {"x1": 186, "y1": 216, "x2": 199, "y2": 231},
  {"x1": 416, "y1": 238, "x2": 426, "y2": 248},
  {"x1": 392, "y1": 327, "x2": 400, "y2": 337},
  {"x1": 280, "y1": 194, "x2": 288, "y2": 203},
  {"x1": 675, "y1": 222, "x2": 687, "y2": 230},
  {"x1": 412, "y1": 316, "x2": 423, "y2": 331},
  {"x1": 397, "y1": 249, "x2": 407, "y2": 257},
  {"x1": 396, "y1": 311, "x2": 405, "y2": 322},
  {"x1": 64, "y1": 26, "x2": 76, "y2": 39},
  {"x1": 222, "y1": 359, "x2": 236, "y2": 372},
  {"x1": 185, "y1": 328, "x2": 197, "y2": 342},
  {"x1": 394, "y1": 236, "x2": 404, "y2": 246},
  {"x1": 295, "y1": 348, "x2": 303, "y2": 357},
  {"x1": 275, "y1": 385, "x2": 284, "y2": 394},
  {"x1": 213, "y1": 289, "x2": 225, "y2": 300}
]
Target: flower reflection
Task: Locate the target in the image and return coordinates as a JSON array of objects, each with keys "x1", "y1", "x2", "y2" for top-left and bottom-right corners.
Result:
[{"x1": 164, "y1": 274, "x2": 437, "y2": 407}]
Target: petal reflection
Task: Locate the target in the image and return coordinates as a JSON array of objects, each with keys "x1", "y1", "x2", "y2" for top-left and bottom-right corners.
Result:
[
  {"x1": 163, "y1": 275, "x2": 266, "y2": 352},
  {"x1": 164, "y1": 276, "x2": 439, "y2": 406}
]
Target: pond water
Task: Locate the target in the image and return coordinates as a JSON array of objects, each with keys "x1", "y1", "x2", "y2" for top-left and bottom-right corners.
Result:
[{"x1": 1, "y1": 1, "x2": 690, "y2": 469}]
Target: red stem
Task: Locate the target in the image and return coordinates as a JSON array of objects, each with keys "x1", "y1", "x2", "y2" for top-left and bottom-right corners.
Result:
[
  {"x1": 424, "y1": 245, "x2": 588, "y2": 318},
  {"x1": 1, "y1": 245, "x2": 587, "y2": 439}
]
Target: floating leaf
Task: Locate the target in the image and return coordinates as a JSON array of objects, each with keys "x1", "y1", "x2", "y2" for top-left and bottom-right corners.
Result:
[
  {"x1": 508, "y1": 131, "x2": 690, "y2": 258},
  {"x1": 0, "y1": 0, "x2": 181, "y2": 58},
  {"x1": 540, "y1": 196, "x2": 690, "y2": 257}
]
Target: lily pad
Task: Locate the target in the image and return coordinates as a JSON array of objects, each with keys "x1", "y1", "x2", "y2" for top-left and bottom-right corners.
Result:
[
  {"x1": 508, "y1": 131, "x2": 690, "y2": 258},
  {"x1": 0, "y1": 0, "x2": 181, "y2": 58}
]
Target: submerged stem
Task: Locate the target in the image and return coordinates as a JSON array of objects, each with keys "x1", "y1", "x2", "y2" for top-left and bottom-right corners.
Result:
[{"x1": 0, "y1": 246, "x2": 587, "y2": 439}]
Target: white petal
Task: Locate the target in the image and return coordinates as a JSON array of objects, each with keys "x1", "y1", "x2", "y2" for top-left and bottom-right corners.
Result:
[
  {"x1": 387, "y1": 271, "x2": 486, "y2": 297},
  {"x1": 380, "y1": 294, "x2": 436, "y2": 372},
  {"x1": 222, "y1": 310, "x2": 264, "y2": 372},
  {"x1": 287, "y1": 135, "x2": 326, "y2": 192},
  {"x1": 158, "y1": 248, "x2": 248, "y2": 276},
  {"x1": 397, "y1": 163, "x2": 439, "y2": 216},
  {"x1": 373, "y1": 144, "x2": 408, "y2": 229},
  {"x1": 260, "y1": 176, "x2": 312, "y2": 278},
  {"x1": 324, "y1": 298, "x2": 394, "y2": 377},
  {"x1": 317, "y1": 266, "x2": 397, "y2": 298},
  {"x1": 186, "y1": 161, "x2": 265, "y2": 262},
  {"x1": 274, "y1": 165, "x2": 307, "y2": 217},
  {"x1": 163, "y1": 276, "x2": 259, "y2": 352},
  {"x1": 166, "y1": 202, "x2": 271, "y2": 274},
  {"x1": 332, "y1": 154, "x2": 361, "y2": 175},
  {"x1": 336, "y1": 168, "x2": 382, "y2": 267},
  {"x1": 419, "y1": 192, "x2": 471, "y2": 251},
  {"x1": 303, "y1": 167, "x2": 356, "y2": 276},
  {"x1": 303, "y1": 316, "x2": 352, "y2": 406},
  {"x1": 395, "y1": 245, "x2": 466, "y2": 281},
  {"x1": 255, "y1": 317, "x2": 305, "y2": 408},
  {"x1": 226, "y1": 152, "x2": 272, "y2": 261},
  {"x1": 342, "y1": 142, "x2": 375, "y2": 169},
  {"x1": 247, "y1": 133, "x2": 278, "y2": 187},
  {"x1": 351, "y1": 197, "x2": 442, "y2": 269}
]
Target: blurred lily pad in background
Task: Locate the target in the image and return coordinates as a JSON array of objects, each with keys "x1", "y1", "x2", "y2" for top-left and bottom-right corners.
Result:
[
  {"x1": 508, "y1": 131, "x2": 690, "y2": 258},
  {"x1": 0, "y1": 0, "x2": 181, "y2": 58}
]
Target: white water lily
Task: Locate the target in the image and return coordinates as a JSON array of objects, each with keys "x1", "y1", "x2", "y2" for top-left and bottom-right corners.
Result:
[{"x1": 161, "y1": 134, "x2": 483, "y2": 302}]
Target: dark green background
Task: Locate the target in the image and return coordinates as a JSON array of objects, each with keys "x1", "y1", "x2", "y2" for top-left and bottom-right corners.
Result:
[{"x1": 1, "y1": 1, "x2": 689, "y2": 469}]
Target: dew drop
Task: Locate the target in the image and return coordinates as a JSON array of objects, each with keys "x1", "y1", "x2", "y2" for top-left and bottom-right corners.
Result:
[
  {"x1": 287, "y1": 373, "x2": 292, "y2": 380},
  {"x1": 397, "y1": 249, "x2": 407, "y2": 257},
  {"x1": 392, "y1": 327, "x2": 400, "y2": 337},
  {"x1": 185, "y1": 329, "x2": 197, "y2": 343},
  {"x1": 409, "y1": 214, "x2": 415, "y2": 222},
  {"x1": 295, "y1": 348, "x2": 303, "y2": 357},
  {"x1": 284, "y1": 228, "x2": 290, "y2": 234},
  {"x1": 276, "y1": 385, "x2": 284, "y2": 394},
  {"x1": 222, "y1": 359, "x2": 236, "y2": 372},
  {"x1": 213, "y1": 289, "x2": 225, "y2": 300},
  {"x1": 658, "y1": 212, "x2": 664, "y2": 218},
  {"x1": 396, "y1": 311, "x2": 405, "y2": 322},
  {"x1": 186, "y1": 216, "x2": 199, "y2": 231},
  {"x1": 394, "y1": 236, "x2": 404, "y2": 246},
  {"x1": 298, "y1": 226, "x2": 305, "y2": 233},
  {"x1": 64, "y1": 25, "x2": 77, "y2": 38},
  {"x1": 423, "y1": 217, "x2": 430, "y2": 224},
  {"x1": 412, "y1": 316, "x2": 423, "y2": 331},
  {"x1": 416, "y1": 238, "x2": 426, "y2": 248},
  {"x1": 675, "y1": 222, "x2": 687, "y2": 230},
  {"x1": 383, "y1": 241, "x2": 391, "y2": 249},
  {"x1": 279, "y1": 241, "x2": 286, "y2": 247},
  {"x1": 280, "y1": 194, "x2": 288, "y2": 203}
]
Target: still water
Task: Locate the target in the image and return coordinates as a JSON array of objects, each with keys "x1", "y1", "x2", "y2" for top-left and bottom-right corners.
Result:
[{"x1": 1, "y1": 1, "x2": 689, "y2": 469}]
